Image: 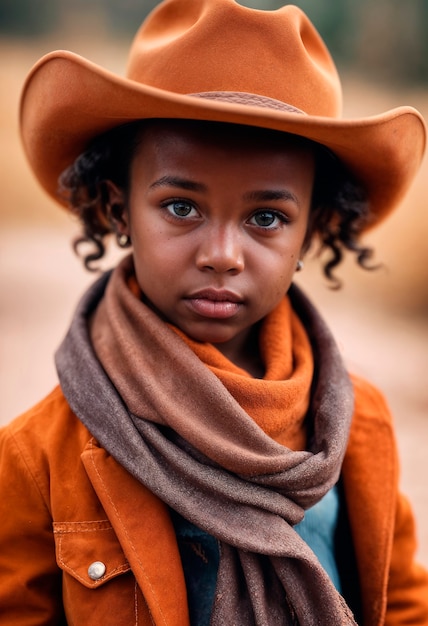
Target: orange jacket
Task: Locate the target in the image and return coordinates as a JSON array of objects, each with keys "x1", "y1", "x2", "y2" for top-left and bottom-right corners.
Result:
[{"x1": 0, "y1": 375, "x2": 427, "y2": 625}]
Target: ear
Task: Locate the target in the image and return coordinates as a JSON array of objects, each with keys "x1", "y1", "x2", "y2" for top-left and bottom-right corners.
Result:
[{"x1": 105, "y1": 180, "x2": 129, "y2": 236}]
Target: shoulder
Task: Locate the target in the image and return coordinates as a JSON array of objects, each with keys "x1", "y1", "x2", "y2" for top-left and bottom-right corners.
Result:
[
  {"x1": 0, "y1": 387, "x2": 92, "y2": 500},
  {"x1": 345, "y1": 373, "x2": 398, "y2": 470},
  {"x1": 1, "y1": 385, "x2": 91, "y2": 449},
  {"x1": 349, "y1": 373, "x2": 394, "y2": 428}
]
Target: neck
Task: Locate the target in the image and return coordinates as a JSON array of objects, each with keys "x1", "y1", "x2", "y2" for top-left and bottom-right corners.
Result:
[{"x1": 214, "y1": 323, "x2": 264, "y2": 378}]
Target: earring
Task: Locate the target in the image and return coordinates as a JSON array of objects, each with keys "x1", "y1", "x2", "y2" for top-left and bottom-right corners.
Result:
[
  {"x1": 296, "y1": 260, "x2": 304, "y2": 272},
  {"x1": 117, "y1": 233, "x2": 131, "y2": 248}
]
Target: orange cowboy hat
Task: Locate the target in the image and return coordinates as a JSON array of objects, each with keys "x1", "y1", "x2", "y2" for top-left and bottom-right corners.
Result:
[{"x1": 20, "y1": 0, "x2": 426, "y2": 227}]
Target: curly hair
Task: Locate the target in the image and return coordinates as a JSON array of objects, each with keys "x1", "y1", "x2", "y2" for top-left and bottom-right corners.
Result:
[
  {"x1": 59, "y1": 122, "x2": 141, "y2": 270},
  {"x1": 59, "y1": 119, "x2": 375, "y2": 286},
  {"x1": 306, "y1": 146, "x2": 375, "y2": 286}
]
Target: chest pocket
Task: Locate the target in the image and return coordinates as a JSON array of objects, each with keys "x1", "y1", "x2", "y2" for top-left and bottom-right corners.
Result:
[
  {"x1": 53, "y1": 520, "x2": 150, "y2": 625},
  {"x1": 53, "y1": 520, "x2": 130, "y2": 587}
]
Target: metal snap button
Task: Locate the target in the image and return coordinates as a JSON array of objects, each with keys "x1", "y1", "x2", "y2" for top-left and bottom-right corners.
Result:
[{"x1": 88, "y1": 561, "x2": 106, "y2": 580}]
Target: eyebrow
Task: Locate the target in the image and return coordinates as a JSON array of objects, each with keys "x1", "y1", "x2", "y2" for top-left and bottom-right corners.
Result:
[
  {"x1": 149, "y1": 175, "x2": 207, "y2": 193},
  {"x1": 149, "y1": 176, "x2": 300, "y2": 206},
  {"x1": 243, "y1": 189, "x2": 300, "y2": 206}
]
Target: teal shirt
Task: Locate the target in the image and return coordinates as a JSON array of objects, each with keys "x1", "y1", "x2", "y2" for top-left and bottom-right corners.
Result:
[
  {"x1": 294, "y1": 484, "x2": 342, "y2": 593},
  {"x1": 172, "y1": 485, "x2": 342, "y2": 625}
]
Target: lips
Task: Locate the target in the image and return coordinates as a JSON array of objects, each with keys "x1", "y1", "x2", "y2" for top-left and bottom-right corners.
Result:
[
  {"x1": 188, "y1": 288, "x2": 242, "y2": 303},
  {"x1": 185, "y1": 288, "x2": 243, "y2": 319}
]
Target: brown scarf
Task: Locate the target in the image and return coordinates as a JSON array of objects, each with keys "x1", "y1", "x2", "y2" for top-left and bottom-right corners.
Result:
[{"x1": 56, "y1": 255, "x2": 357, "y2": 625}]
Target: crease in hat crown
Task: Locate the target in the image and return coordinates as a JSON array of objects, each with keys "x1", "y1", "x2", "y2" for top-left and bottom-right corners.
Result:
[
  {"x1": 19, "y1": 0, "x2": 426, "y2": 228},
  {"x1": 126, "y1": 0, "x2": 343, "y2": 118}
]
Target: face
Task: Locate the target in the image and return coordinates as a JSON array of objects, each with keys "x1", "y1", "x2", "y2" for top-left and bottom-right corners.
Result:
[{"x1": 118, "y1": 121, "x2": 314, "y2": 368}]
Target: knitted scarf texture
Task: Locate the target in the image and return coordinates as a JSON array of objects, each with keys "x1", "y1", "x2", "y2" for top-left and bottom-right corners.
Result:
[{"x1": 56, "y1": 255, "x2": 356, "y2": 625}]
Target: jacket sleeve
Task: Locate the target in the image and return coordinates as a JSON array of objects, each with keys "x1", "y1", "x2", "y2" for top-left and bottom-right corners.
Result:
[
  {"x1": 386, "y1": 491, "x2": 428, "y2": 625},
  {"x1": 0, "y1": 423, "x2": 65, "y2": 625}
]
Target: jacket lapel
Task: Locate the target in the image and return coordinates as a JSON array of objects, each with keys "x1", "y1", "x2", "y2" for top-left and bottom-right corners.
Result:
[
  {"x1": 81, "y1": 438, "x2": 190, "y2": 626},
  {"x1": 342, "y1": 383, "x2": 398, "y2": 626}
]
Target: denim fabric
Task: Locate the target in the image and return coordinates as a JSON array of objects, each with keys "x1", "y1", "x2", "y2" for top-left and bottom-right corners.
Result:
[{"x1": 171, "y1": 485, "x2": 341, "y2": 625}]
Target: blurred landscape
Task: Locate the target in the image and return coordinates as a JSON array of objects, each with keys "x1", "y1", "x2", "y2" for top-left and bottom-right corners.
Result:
[{"x1": 0, "y1": 1, "x2": 427, "y2": 566}]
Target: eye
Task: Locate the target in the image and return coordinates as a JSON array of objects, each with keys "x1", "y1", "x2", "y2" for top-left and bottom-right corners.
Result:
[
  {"x1": 248, "y1": 210, "x2": 288, "y2": 229},
  {"x1": 164, "y1": 200, "x2": 198, "y2": 218}
]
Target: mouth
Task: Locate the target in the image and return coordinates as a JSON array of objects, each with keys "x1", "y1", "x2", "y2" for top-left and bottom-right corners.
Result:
[{"x1": 184, "y1": 288, "x2": 243, "y2": 319}]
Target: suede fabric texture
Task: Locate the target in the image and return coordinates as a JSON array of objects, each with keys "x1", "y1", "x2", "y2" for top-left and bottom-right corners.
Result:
[
  {"x1": 1, "y1": 380, "x2": 428, "y2": 625},
  {"x1": 19, "y1": 0, "x2": 426, "y2": 227}
]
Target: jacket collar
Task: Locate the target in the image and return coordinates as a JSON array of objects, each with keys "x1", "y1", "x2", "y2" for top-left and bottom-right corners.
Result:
[
  {"x1": 81, "y1": 438, "x2": 190, "y2": 626},
  {"x1": 342, "y1": 380, "x2": 398, "y2": 626}
]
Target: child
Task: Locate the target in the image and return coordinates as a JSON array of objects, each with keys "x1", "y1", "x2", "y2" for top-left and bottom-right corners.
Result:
[{"x1": 1, "y1": 0, "x2": 427, "y2": 623}]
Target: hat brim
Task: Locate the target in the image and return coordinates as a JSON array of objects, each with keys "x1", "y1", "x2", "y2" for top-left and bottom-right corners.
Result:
[{"x1": 20, "y1": 50, "x2": 426, "y2": 228}]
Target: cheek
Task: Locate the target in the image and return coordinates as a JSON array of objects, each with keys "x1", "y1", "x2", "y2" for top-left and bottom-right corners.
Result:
[
  {"x1": 131, "y1": 237, "x2": 182, "y2": 297},
  {"x1": 253, "y1": 253, "x2": 297, "y2": 303}
]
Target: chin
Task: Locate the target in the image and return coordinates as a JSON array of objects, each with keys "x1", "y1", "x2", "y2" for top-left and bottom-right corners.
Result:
[{"x1": 186, "y1": 326, "x2": 238, "y2": 346}]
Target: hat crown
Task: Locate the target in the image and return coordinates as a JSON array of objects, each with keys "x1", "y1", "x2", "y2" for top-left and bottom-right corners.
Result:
[{"x1": 126, "y1": 0, "x2": 342, "y2": 118}]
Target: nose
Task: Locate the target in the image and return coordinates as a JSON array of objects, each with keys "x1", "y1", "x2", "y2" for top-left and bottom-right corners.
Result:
[{"x1": 195, "y1": 224, "x2": 244, "y2": 274}]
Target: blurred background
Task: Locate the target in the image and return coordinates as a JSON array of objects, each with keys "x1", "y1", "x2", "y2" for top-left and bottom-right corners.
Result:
[{"x1": 1, "y1": 0, "x2": 427, "y2": 565}]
